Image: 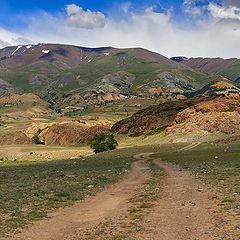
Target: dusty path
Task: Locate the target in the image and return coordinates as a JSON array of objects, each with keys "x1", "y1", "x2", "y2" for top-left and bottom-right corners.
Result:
[
  {"x1": 9, "y1": 157, "x2": 151, "y2": 240},
  {"x1": 133, "y1": 153, "x2": 226, "y2": 240},
  {"x1": 8, "y1": 153, "x2": 235, "y2": 240}
]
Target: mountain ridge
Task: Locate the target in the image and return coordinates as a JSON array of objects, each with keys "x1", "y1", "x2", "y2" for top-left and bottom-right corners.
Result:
[
  {"x1": 0, "y1": 43, "x2": 219, "y2": 110},
  {"x1": 171, "y1": 56, "x2": 240, "y2": 82}
]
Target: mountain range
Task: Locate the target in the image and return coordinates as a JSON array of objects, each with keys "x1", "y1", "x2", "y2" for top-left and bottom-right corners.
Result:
[
  {"x1": 0, "y1": 43, "x2": 240, "y2": 145},
  {"x1": 1, "y1": 43, "x2": 239, "y2": 112},
  {"x1": 171, "y1": 56, "x2": 240, "y2": 82}
]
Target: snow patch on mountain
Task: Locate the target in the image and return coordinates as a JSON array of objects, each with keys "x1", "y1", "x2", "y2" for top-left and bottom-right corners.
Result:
[{"x1": 42, "y1": 50, "x2": 50, "y2": 54}]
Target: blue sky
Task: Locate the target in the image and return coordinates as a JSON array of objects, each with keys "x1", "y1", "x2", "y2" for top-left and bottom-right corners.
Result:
[
  {"x1": 0, "y1": 0, "x2": 182, "y2": 27},
  {"x1": 0, "y1": 0, "x2": 240, "y2": 57}
]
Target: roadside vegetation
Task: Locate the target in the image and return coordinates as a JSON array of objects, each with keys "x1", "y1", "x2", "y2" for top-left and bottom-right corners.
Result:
[
  {"x1": 0, "y1": 145, "x2": 168, "y2": 237},
  {"x1": 1, "y1": 140, "x2": 239, "y2": 237},
  {"x1": 88, "y1": 133, "x2": 118, "y2": 153},
  {"x1": 156, "y1": 141, "x2": 240, "y2": 216}
]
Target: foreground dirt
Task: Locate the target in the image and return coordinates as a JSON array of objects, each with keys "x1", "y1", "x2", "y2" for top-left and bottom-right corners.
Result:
[
  {"x1": 134, "y1": 155, "x2": 232, "y2": 240},
  {"x1": 8, "y1": 153, "x2": 239, "y2": 240},
  {"x1": 9, "y1": 157, "x2": 150, "y2": 240}
]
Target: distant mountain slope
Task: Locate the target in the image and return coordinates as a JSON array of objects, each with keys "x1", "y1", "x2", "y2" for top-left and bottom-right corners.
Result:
[
  {"x1": 0, "y1": 44, "x2": 218, "y2": 111},
  {"x1": 171, "y1": 56, "x2": 240, "y2": 82},
  {"x1": 0, "y1": 44, "x2": 183, "y2": 69},
  {"x1": 185, "y1": 78, "x2": 240, "y2": 98}
]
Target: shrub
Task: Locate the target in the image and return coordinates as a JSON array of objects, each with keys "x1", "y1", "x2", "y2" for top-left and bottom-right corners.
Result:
[
  {"x1": 88, "y1": 133, "x2": 118, "y2": 154},
  {"x1": 33, "y1": 129, "x2": 45, "y2": 145},
  {"x1": 129, "y1": 131, "x2": 144, "y2": 137}
]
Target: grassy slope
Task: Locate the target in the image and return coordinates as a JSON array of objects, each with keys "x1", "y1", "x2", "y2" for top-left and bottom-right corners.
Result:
[
  {"x1": 212, "y1": 59, "x2": 240, "y2": 81},
  {"x1": 0, "y1": 53, "x2": 217, "y2": 97}
]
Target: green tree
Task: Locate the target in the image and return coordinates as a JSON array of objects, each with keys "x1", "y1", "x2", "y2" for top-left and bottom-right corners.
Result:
[{"x1": 89, "y1": 133, "x2": 118, "y2": 154}]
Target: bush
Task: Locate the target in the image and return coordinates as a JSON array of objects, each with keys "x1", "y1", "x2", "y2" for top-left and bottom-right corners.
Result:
[
  {"x1": 88, "y1": 133, "x2": 118, "y2": 154},
  {"x1": 129, "y1": 131, "x2": 144, "y2": 137},
  {"x1": 33, "y1": 129, "x2": 45, "y2": 145}
]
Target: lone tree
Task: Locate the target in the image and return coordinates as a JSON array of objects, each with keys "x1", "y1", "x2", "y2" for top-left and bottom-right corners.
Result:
[{"x1": 89, "y1": 133, "x2": 118, "y2": 154}]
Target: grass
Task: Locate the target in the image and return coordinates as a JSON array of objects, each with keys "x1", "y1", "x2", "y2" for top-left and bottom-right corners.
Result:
[
  {"x1": 154, "y1": 141, "x2": 240, "y2": 214},
  {"x1": 77, "y1": 156, "x2": 165, "y2": 240},
  {"x1": 0, "y1": 144, "x2": 174, "y2": 237},
  {"x1": 0, "y1": 148, "x2": 132, "y2": 236},
  {"x1": 1, "y1": 138, "x2": 239, "y2": 238},
  {"x1": 0, "y1": 143, "x2": 181, "y2": 237},
  {"x1": 223, "y1": 106, "x2": 237, "y2": 112},
  {"x1": 145, "y1": 125, "x2": 169, "y2": 136},
  {"x1": 129, "y1": 131, "x2": 144, "y2": 137}
]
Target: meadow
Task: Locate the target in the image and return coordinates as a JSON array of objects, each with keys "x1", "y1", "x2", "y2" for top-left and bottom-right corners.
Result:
[{"x1": 0, "y1": 139, "x2": 239, "y2": 237}]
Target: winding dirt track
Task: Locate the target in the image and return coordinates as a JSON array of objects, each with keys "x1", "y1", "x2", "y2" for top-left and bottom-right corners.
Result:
[
  {"x1": 9, "y1": 153, "x2": 234, "y2": 239},
  {"x1": 10, "y1": 156, "x2": 150, "y2": 240}
]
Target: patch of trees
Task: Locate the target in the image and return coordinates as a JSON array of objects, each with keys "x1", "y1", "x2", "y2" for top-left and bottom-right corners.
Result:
[{"x1": 88, "y1": 133, "x2": 118, "y2": 154}]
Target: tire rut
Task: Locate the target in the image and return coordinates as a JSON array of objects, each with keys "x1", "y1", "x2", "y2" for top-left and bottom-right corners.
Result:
[
  {"x1": 134, "y1": 154, "x2": 227, "y2": 240},
  {"x1": 9, "y1": 159, "x2": 151, "y2": 240}
]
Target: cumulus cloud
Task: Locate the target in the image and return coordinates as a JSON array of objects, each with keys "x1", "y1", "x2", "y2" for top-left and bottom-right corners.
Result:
[{"x1": 65, "y1": 4, "x2": 105, "y2": 29}]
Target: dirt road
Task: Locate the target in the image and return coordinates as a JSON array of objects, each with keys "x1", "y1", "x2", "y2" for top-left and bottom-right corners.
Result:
[
  {"x1": 10, "y1": 157, "x2": 150, "y2": 240},
  {"x1": 134, "y1": 154, "x2": 227, "y2": 240},
  {"x1": 9, "y1": 153, "x2": 237, "y2": 240}
]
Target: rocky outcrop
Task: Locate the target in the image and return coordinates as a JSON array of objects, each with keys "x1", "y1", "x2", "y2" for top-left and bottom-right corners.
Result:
[
  {"x1": 112, "y1": 96, "x2": 240, "y2": 136},
  {"x1": 0, "y1": 131, "x2": 33, "y2": 145},
  {"x1": 0, "y1": 92, "x2": 43, "y2": 104},
  {"x1": 188, "y1": 80, "x2": 240, "y2": 98},
  {"x1": 42, "y1": 125, "x2": 110, "y2": 145},
  {"x1": 166, "y1": 97, "x2": 240, "y2": 134},
  {"x1": 111, "y1": 97, "x2": 212, "y2": 135}
]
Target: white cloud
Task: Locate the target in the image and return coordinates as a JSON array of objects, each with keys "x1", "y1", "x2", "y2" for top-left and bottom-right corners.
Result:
[
  {"x1": 208, "y1": 3, "x2": 240, "y2": 20},
  {"x1": 183, "y1": 0, "x2": 210, "y2": 17},
  {"x1": 0, "y1": 27, "x2": 32, "y2": 48},
  {"x1": 1, "y1": 3, "x2": 240, "y2": 59},
  {"x1": 65, "y1": 4, "x2": 105, "y2": 29},
  {"x1": 121, "y1": 2, "x2": 132, "y2": 14},
  {"x1": 224, "y1": 0, "x2": 240, "y2": 8}
]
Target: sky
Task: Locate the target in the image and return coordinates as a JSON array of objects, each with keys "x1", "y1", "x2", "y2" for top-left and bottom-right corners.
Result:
[{"x1": 0, "y1": 0, "x2": 240, "y2": 58}]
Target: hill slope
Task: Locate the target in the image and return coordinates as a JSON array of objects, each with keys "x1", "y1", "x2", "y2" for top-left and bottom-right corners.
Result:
[
  {"x1": 171, "y1": 57, "x2": 240, "y2": 82},
  {"x1": 112, "y1": 96, "x2": 240, "y2": 136},
  {"x1": 0, "y1": 44, "x2": 218, "y2": 111}
]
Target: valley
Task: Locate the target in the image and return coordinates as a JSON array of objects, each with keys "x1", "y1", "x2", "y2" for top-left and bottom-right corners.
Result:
[{"x1": 0, "y1": 44, "x2": 239, "y2": 239}]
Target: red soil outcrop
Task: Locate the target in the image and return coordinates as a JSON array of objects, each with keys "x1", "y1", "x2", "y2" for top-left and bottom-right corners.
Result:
[
  {"x1": 0, "y1": 131, "x2": 33, "y2": 145},
  {"x1": 166, "y1": 97, "x2": 240, "y2": 134},
  {"x1": 42, "y1": 125, "x2": 110, "y2": 145},
  {"x1": 111, "y1": 97, "x2": 213, "y2": 135}
]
